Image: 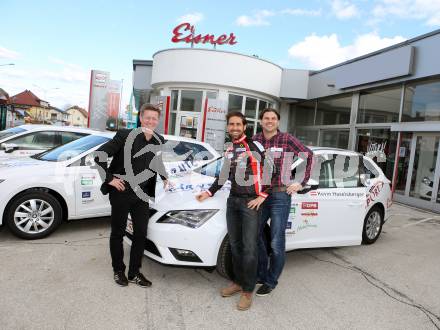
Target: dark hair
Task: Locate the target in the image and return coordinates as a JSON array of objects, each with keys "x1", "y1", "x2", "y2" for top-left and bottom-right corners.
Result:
[
  {"x1": 139, "y1": 103, "x2": 161, "y2": 117},
  {"x1": 226, "y1": 111, "x2": 247, "y2": 125},
  {"x1": 259, "y1": 108, "x2": 280, "y2": 120}
]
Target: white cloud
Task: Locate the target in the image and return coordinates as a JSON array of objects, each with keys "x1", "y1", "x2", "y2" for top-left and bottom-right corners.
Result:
[
  {"x1": 288, "y1": 32, "x2": 406, "y2": 69},
  {"x1": 236, "y1": 8, "x2": 323, "y2": 27},
  {"x1": 331, "y1": 0, "x2": 360, "y2": 19},
  {"x1": 236, "y1": 10, "x2": 275, "y2": 27},
  {"x1": 280, "y1": 8, "x2": 322, "y2": 17},
  {"x1": 176, "y1": 12, "x2": 204, "y2": 25},
  {"x1": 0, "y1": 46, "x2": 20, "y2": 60},
  {"x1": 372, "y1": 0, "x2": 440, "y2": 26}
]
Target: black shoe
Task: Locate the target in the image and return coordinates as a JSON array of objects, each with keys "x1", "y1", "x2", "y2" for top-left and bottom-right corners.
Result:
[
  {"x1": 256, "y1": 284, "x2": 273, "y2": 296},
  {"x1": 114, "y1": 271, "x2": 128, "y2": 287},
  {"x1": 128, "y1": 273, "x2": 152, "y2": 288}
]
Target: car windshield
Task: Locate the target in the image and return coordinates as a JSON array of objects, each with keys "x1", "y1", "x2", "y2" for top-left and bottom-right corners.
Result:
[
  {"x1": 194, "y1": 157, "x2": 224, "y2": 177},
  {"x1": 0, "y1": 127, "x2": 26, "y2": 140},
  {"x1": 33, "y1": 135, "x2": 110, "y2": 162}
]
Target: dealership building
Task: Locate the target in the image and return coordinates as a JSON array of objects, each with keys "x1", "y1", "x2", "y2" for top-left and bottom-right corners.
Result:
[{"x1": 132, "y1": 29, "x2": 440, "y2": 212}]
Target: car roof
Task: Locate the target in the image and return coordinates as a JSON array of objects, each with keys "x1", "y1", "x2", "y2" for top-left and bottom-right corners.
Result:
[
  {"x1": 309, "y1": 146, "x2": 361, "y2": 157},
  {"x1": 13, "y1": 124, "x2": 106, "y2": 134}
]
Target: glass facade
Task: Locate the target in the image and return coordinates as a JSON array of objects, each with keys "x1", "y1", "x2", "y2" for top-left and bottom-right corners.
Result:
[
  {"x1": 402, "y1": 79, "x2": 440, "y2": 122},
  {"x1": 315, "y1": 95, "x2": 351, "y2": 125},
  {"x1": 356, "y1": 128, "x2": 398, "y2": 180},
  {"x1": 358, "y1": 86, "x2": 401, "y2": 123},
  {"x1": 285, "y1": 77, "x2": 440, "y2": 212}
]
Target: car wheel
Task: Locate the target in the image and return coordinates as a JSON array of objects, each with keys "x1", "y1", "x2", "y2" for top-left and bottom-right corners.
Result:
[
  {"x1": 6, "y1": 192, "x2": 62, "y2": 239},
  {"x1": 216, "y1": 235, "x2": 234, "y2": 279},
  {"x1": 362, "y1": 205, "x2": 384, "y2": 244}
]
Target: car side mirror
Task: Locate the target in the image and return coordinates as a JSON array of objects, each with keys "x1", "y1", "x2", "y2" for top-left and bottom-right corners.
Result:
[
  {"x1": 3, "y1": 143, "x2": 18, "y2": 153},
  {"x1": 297, "y1": 179, "x2": 319, "y2": 195}
]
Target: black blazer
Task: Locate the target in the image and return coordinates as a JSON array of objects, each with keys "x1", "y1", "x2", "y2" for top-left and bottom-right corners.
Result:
[{"x1": 95, "y1": 128, "x2": 168, "y2": 198}]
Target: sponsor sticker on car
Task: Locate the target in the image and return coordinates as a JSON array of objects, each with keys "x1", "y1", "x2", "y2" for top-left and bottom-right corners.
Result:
[{"x1": 302, "y1": 202, "x2": 318, "y2": 209}]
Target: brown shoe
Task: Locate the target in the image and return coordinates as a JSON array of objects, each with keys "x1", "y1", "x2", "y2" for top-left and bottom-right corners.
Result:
[
  {"x1": 220, "y1": 283, "x2": 242, "y2": 297},
  {"x1": 237, "y1": 292, "x2": 253, "y2": 311}
]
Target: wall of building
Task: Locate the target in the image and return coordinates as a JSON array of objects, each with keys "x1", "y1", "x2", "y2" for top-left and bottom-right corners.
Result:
[{"x1": 151, "y1": 48, "x2": 283, "y2": 99}]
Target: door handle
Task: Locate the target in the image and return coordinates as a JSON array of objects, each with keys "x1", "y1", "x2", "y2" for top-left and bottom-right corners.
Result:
[{"x1": 348, "y1": 202, "x2": 363, "y2": 206}]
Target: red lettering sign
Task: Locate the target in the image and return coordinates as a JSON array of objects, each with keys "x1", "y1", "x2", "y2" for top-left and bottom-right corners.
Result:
[
  {"x1": 302, "y1": 202, "x2": 318, "y2": 210},
  {"x1": 172, "y1": 23, "x2": 238, "y2": 46}
]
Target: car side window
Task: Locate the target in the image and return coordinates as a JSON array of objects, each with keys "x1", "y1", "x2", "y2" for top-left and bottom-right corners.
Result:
[
  {"x1": 60, "y1": 132, "x2": 87, "y2": 145},
  {"x1": 317, "y1": 154, "x2": 362, "y2": 189},
  {"x1": 363, "y1": 158, "x2": 379, "y2": 179},
  {"x1": 162, "y1": 140, "x2": 213, "y2": 162},
  {"x1": 7, "y1": 131, "x2": 58, "y2": 150}
]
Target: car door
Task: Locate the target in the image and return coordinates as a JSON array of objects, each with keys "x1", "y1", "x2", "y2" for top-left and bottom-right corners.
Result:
[
  {"x1": 0, "y1": 131, "x2": 58, "y2": 157},
  {"x1": 71, "y1": 151, "x2": 111, "y2": 217},
  {"x1": 287, "y1": 152, "x2": 367, "y2": 250}
]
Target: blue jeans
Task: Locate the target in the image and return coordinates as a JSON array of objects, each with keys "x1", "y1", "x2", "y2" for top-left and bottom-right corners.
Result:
[
  {"x1": 257, "y1": 192, "x2": 291, "y2": 289},
  {"x1": 226, "y1": 196, "x2": 260, "y2": 292}
]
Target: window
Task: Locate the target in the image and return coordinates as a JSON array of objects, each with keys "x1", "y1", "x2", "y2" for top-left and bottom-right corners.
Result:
[
  {"x1": 316, "y1": 95, "x2": 351, "y2": 125},
  {"x1": 60, "y1": 132, "x2": 87, "y2": 145},
  {"x1": 289, "y1": 101, "x2": 315, "y2": 129},
  {"x1": 161, "y1": 140, "x2": 214, "y2": 163},
  {"x1": 228, "y1": 94, "x2": 243, "y2": 113},
  {"x1": 316, "y1": 154, "x2": 361, "y2": 188},
  {"x1": 35, "y1": 135, "x2": 110, "y2": 162},
  {"x1": 180, "y1": 91, "x2": 203, "y2": 112},
  {"x1": 356, "y1": 128, "x2": 397, "y2": 180},
  {"x1": 358, "y1": 86, "x2": 401, "y2": 123},
  {"x1": 171, "y1": 90, "x2": 178, "y2": 111},
  {"x1": 402, "y1": 78, "x2": 440, "y2": 122},
  {"x1": 319, "y1": 130, "x2": 349, "y2": 149},
  {"x1": 8, "y1": 131, "x2": 58, "y2": 150},
  {"x1": 245, "y1": 97, "x2": 257, "y2": 118},
  {"x1": 295, "y1": 128, "x2": 318, "y2": 146}
]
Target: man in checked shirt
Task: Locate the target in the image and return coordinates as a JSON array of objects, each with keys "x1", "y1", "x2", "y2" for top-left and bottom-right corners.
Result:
[{"x1": 253, "y1": 108, "x2": 313, "y2": 296}]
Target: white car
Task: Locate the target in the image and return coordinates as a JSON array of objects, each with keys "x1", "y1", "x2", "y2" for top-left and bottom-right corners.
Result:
[
  {"x1": 0, "y1": 133, "x2": 218, "y2": 239},
  {"x1": 125, "y1": 147, "x2": 392, "y2": 278},
  {"x1": 0, "y1": 124, "x2": 98, "y2": 158}
]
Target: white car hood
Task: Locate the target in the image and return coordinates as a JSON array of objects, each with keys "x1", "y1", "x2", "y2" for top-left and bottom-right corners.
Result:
[
  {"x1": 153, "y1": 171, "x2": 229, "y2": 212},
  {"x1": 0, "y1": 157, "x2": 54, "y2": 178}
]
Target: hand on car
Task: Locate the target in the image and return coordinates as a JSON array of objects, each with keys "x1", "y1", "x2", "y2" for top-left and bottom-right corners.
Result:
[
  {"x1": 109, "y1": 177, "x2": 125, "y2": 191},
  {"x1": 196, "y1": 192, "x2": 210, "y2": 202},
  {"x1": 286, "y1": 183, "x2": 303, "y2": 195},
  {"x1": 247, "y1": 196, "x2": 266, "y2": 210}
]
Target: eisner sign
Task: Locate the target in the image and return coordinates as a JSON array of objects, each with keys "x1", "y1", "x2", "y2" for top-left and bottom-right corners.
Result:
[{"x1": 172, "y1": 22, "x2": 237, "y2": 46}]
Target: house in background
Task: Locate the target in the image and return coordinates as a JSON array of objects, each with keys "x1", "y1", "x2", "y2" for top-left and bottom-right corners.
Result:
[
  {"x1": 65, "y1": 105, "x2": 88, "y2": 127},
  {"x1": 10, "y1": 90, "x2": 51, "y2": 124}
]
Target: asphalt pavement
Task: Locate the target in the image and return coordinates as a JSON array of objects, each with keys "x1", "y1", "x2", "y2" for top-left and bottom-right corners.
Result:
[{"x1": 0, "y1": 203, "x2": 439, "y2": 330}]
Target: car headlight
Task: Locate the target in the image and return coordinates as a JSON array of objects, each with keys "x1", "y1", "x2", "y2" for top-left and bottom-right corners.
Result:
[
  {"x1": 422, "y1": 177, "x2": 433, "y2": 186},
  {"x1": 157, "y1": 209, "x2": 218, "y2": 228}
]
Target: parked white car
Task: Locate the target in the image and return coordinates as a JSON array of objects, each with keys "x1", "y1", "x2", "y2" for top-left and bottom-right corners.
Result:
[
  {"x1": 0, "y1": 125, "x2": 98, "y2": 158},
  {"x1": 125, "y1": 147, "x2": 392, "y2": 278},
  {"x1": 0, "y1": 133, "x2": 219, "y2": 239}
]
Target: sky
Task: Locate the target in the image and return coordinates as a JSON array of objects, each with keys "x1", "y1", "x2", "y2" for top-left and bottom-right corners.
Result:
[{"x1": 1, "y1": 0, "x2": 440, "y2": 113}]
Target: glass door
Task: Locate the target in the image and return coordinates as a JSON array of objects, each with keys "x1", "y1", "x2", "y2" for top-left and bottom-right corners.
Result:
[{"x1": 407, "y1": 133, "x2": 440, "y2": 202}]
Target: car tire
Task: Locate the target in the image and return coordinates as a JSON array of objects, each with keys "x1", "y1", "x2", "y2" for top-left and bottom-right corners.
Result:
[
  {"x1": 6, "y1": 191, "x2": 63, "y2": 240},
  {"x1": 362, "y1": 205, "x2": 384, "y2": 244},
  {"x1": 216, "y1": 235, "x2": 234, "y2": 279}
]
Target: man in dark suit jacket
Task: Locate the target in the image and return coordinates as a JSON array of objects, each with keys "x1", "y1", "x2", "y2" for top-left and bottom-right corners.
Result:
[{"x1": 95, "y1": 104, "x2": 168, "y2": 288}]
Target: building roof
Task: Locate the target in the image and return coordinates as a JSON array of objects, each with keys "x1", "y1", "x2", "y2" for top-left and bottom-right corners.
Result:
[
  {"x1": 49, "y1": 106, "x2": 65, "y2": 113},
  {"x1": 66, "y1": 105, "x2": 88, "y2": 118},
  {"x1": 10, "y1": 90, "x2": 48, "y2": 107},
  {"x1": 0, "y1": 88, "x2": 10, "y2": 101}
]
